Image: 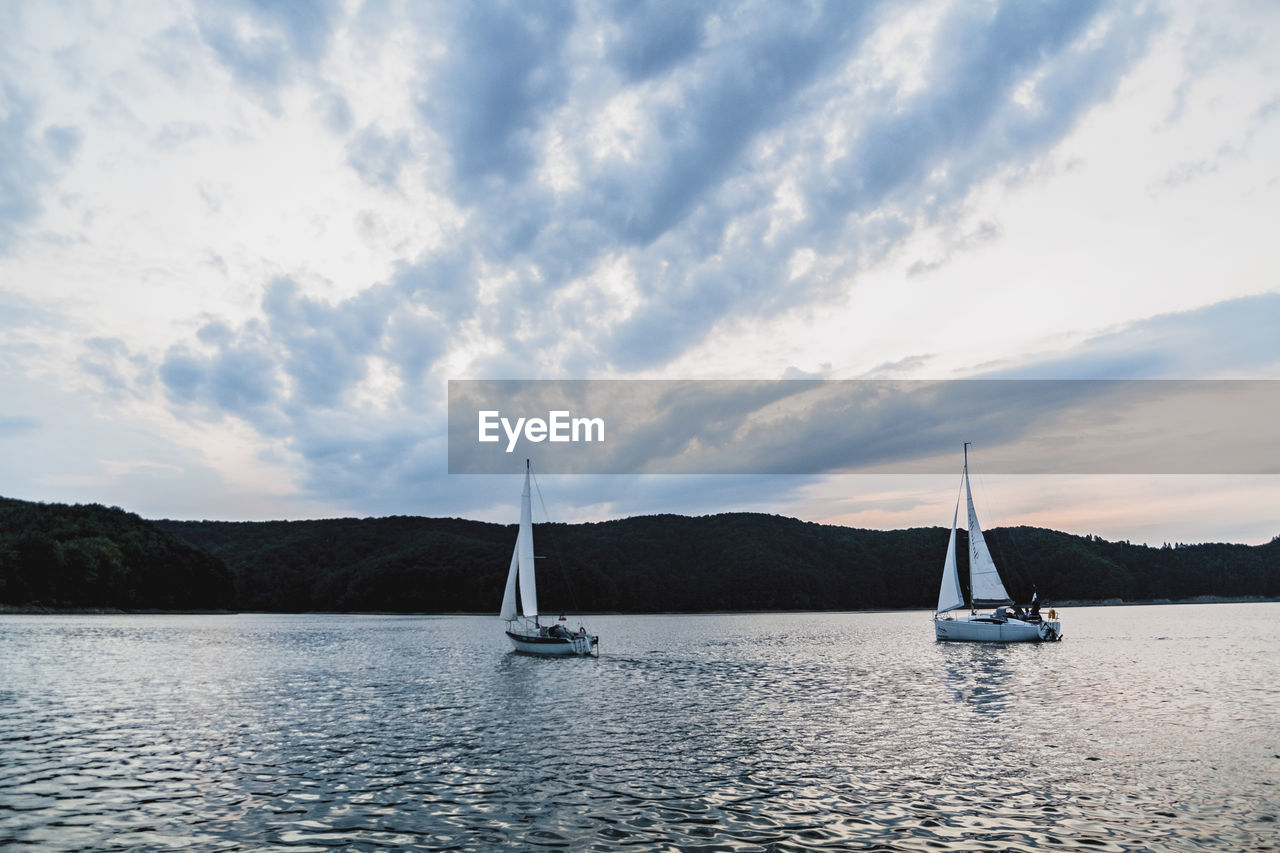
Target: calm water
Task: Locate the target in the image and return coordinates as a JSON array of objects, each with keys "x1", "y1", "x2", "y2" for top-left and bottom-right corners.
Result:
[{"x1": 1, "y1": 604, "x2": 1277, "y2": 851}]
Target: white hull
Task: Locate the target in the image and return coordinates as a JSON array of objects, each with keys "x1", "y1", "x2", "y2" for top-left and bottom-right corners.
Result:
[
  {"x1": 934, "y1": 614, "x2": 1062, "y2": 643},
  {"x1": 506, "y1": 630, "x2": 598, "y2": 656}
]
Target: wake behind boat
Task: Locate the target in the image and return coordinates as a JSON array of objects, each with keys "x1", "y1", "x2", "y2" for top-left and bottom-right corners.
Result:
[
  {"x1": 499, "y1": 460, "x2": 598, "y2": 657},
  {"x1": 934, "y1": 444, "x2": 1062, "y2": 643}
]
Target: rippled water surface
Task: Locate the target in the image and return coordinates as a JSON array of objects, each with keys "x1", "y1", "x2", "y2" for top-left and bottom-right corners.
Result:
[{"x1": 2, "y1": 605, "x2": 1277, "y2": 851}]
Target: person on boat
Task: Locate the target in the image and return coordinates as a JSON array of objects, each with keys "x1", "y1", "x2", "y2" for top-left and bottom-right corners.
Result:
[
  {"x1": 1029, "y1": 600, "x2": 1042, "y2": 623},
  {"x1": 577, "y1": 625, "x2": 587, "y2": 636}
]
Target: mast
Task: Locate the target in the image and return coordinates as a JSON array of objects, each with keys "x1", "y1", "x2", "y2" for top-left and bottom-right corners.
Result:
[
  {"x1": 517, "y1": 458, "x2": 539, "y2": 620},
  {"x1": 963, "y1": 443, "x2": 1013, "y2": 607}
]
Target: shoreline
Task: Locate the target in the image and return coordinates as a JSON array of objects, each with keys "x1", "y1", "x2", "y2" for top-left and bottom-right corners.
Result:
[{"x1": 3, "y1": 595, "x2": 1277, "y2": 616}]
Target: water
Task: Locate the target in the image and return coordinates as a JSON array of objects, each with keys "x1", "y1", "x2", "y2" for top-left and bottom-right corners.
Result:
[{"x1": 1, "y1": 604, "x2": 1277, "y2": 851}]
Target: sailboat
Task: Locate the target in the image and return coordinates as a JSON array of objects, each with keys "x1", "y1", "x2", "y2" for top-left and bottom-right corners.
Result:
[
  {"x1": 500, "y1": 460, "x2": 598, "y2": 656},
  {"x1": 934, "y1": 444, "x2": 1062, "y2": 643}
]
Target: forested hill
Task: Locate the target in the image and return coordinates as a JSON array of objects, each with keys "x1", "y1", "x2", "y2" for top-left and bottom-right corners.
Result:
[
  {"x1": 155, "y1": 513, "x2": 1280, "y2": 613},
  {"x1": 2, "y1": 494, "x2": 1276, "y2": 612},
  {"x1": 0, "y1": 497, "x2": 233, "y2": 609}
]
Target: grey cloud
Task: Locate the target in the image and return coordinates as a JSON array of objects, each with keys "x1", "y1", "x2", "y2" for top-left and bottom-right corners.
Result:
[
  {"x1": 159, "y1": 266, "x2": 459, "y2": 423},
  {"x1": 77, "y1": 337, "x2": 152, "y2": 397},
  {"x1": 346, "y1": 125, "x2": 414, "y2": 191},
  {"x1": 390, "y1": 251, "x2": 480, "y2": 325},
  {"x1": 384, "y1": 312, "x2": 447, "y2": 387},
  {"x1": 160, "y1": 331, "x2": 282, "y2": 424},
  {"x1": 147, "y1": 1, "x2": 1180, "y2": 514},
  {"x1": 859, "y1": 355, "x2": 936, "y2": 379},
  {"x1": 397, "y1": 1, "x2": 1160, "y2": 375},
  {"x1": 157, "y1": 267, "x2": 460, "y2": 509},
  {"x1": 158, "y1": 350, "x2": 205, "y2": 402},
  {"x1": 980, "y1": 294, "x2": 1280, "y2": 380},
  {"x1": 605, "y1": 0, "x2": 713, "y2": 82},
  {"x1": 42, "y1": 125, "x2": 82, "y2": 163},
  {"x1": 1162, "y1": 96, "x2": 1280, "y2": 189},
  {"x1": 153, "y1": 122, "x2": 209, "y2": 151},
  {"x1": 262, "y1": 279, "x2": 394, "y2": 408},
  {"x1": 0, "y1": 415, "x2": 40, "y2": 437},
  {"x1": 195, "y1": 0, "x2": 343, "y2": 110},
  {"x1": 782, "y1": 365, "x2": 830, "y2": 381},
  {"x1": 421, "y1": 1, "x2": 577, "y2": 190},
  {"x1": 815, "y1": 1, "x2": 1148, "y2": 222},
  {"x1": 316, "y1": 90, "x2": 354, "y2": 135},
  {"x1": 908, "y1": 221, "x2": 1001, "y2": 277},
  {"x1": 582, "y1": 1, "x2": 1156, "y2": 371},
  {"x1": 589, "y1": 2, "x2": 877, "y2": 247},
  {"x1": 0, "y1": 291, "x2": 58, "y2": 331},
  {"x1": 0, "y1": 85, "x2": 70, "y2": 254}
]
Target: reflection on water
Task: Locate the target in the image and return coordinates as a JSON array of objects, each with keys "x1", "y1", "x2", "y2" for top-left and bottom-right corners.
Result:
[{"x1": 1, "y1": 605, "x2": 1277, "y2": 851}]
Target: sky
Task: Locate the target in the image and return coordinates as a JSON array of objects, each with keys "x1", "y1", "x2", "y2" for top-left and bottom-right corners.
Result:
[{"x1": 1, "y1": 0, "x2": 1278, "y2": 546}]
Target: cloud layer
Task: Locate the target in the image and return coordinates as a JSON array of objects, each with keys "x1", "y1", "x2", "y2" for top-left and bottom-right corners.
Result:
[{"x1": 1, "y1": 0, "x2": 1278, "y2": 541}]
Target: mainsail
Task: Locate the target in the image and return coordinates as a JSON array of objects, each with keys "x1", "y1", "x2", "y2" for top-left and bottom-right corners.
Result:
[
  {"x1": 936, "y1": 502, "x2": 965, "y2": 613},
  {"x1": 965, "y1": 468, "x2": 1012, "y2": 606},
  {"x1": 499, "y1": 463, "x2": 540, "y2": 620}
]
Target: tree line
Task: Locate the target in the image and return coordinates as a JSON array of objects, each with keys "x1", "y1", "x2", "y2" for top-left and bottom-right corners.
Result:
[
  {"x1": 0, "y1": 497, "x2": 233, "y2": 609},
  {"x1": 2, "y1": 495, "x2": 1277, "y2": 612}
]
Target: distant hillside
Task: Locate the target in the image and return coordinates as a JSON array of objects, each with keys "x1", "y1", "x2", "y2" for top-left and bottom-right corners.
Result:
[
  {"x1": 0, "y1": 497, "x2": 234, "y2": 610},
  {"x1": 2, "y1": 494, "x2": 1275, "y2": 613},
  {"x1": 155, "y1": 512, "x2": 1280, "y2": 613}
]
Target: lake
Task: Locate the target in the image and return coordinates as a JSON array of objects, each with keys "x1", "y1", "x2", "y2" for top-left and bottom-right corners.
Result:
[{"x1": 1, "y1": 604, "x2": 1277, "y2": 851}]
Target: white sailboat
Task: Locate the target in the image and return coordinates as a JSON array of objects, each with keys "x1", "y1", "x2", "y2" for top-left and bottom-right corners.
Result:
[
  {"x1": 500, "y1": 460, "x2": 598, "y2": 656},
  {"x1": 934, "y1": 444, "x2": 1062, "y2": 643}
]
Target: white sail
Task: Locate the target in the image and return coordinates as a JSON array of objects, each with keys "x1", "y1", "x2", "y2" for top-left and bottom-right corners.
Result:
[
  {"x1": 965, "y1": 469, "x2": 1011, "y2": 605},
  {"x1": 936, "y1": 501, "x2": 965, "y2": 613},
  {"x1": 498, "y1": 542, "x2": 519, "y2": 621},
  {"x1": 517, "y1": 465, "x2": 539, "y2": 617}
]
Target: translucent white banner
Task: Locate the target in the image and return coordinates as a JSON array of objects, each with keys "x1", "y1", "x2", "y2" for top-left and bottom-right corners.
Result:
[{"x1": 447, "y1": 380, "x2": 1280, "y2": 475}]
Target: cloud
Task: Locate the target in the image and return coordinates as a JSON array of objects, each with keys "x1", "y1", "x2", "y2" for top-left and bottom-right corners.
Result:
[
  {"x1": 0, "y1": 85, "x2": 81, "y2": 254},
  {"x1": 420, "y1": 1, "x2": 577, "y2": 190},
  {"x1": 143, "y1": 0, "x2": 1171, "y2": 513},
  {"x1": 604, "y1": 0, "x2": 711, "y2": 82},
  {"x1": 1162, "y1": 96, "x2": 1280, "y2": 189},
  {"x1": 195, "y1": 0, "x2": 344, "y2": 111},
  {"x1": 579, "y1": 1, "x2": 1156, "y2": 370},
  {"x1": 77, "y1": 337, "x2": 152, "y2": 397},
  {"x1": 980, "y1": 294, "x2": 1280, "y2": 379},
  {"x1": 0, "y1": 415, "x2": 40, "y2": 437},
  {"x1": 9, "y1": 0, "x2": 1269, "y2": 534},
  {"x1": 154, "y1": 267, "x2": 459, "y2": 508},
  {"x1": 346, "y1": 125, "x2": 414, "y2": 191},
  {"x1": 313, "y1": 89, "x2": 353, "y2": 135}
]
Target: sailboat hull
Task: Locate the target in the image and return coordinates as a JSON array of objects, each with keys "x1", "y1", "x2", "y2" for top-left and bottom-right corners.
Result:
[
  {"x1": 934, "y1": 615, "x2": 1062, "y2": 643},
  {"x1": 506, "y1": 630, "x2": 598, "y2": 656}
]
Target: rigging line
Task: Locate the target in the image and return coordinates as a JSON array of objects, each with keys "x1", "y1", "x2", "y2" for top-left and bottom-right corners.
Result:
[{"x1": 529, "y1": 467, "x2": 587, "y2": 622}]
